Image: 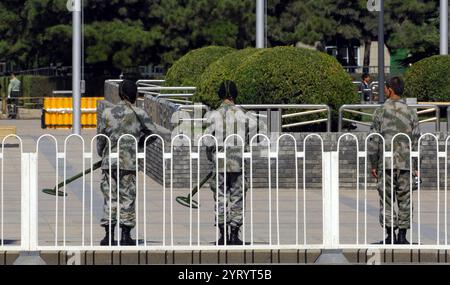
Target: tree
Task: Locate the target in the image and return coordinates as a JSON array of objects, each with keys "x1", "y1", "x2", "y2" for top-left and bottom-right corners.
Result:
[
  {"x1": 269, "y1": 0, "x2": 442, "y2": 68},
  {"x1": 384, "y1": 0, "x2": 441, "y2": 65},
  {"x1": 0, "y1": 0, "x2": 444, "y2": 74}
]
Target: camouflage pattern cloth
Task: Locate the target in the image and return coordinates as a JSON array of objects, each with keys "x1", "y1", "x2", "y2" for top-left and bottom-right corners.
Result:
[
  {"x1": 369, "y1": 98, "x2": 419, "y2": 231},
  {"x1": 204, "y1": 101, "x2": 257, "y2": 226},
  {"x1": 204, "y1": 101, "x2": 257, "y2": 172},
  {"x1": 211, "y1": 173, "x2": 248, "y2": 227},
  {"x1": 100, "y1": 170, "x2": 136, "y2": 227},
  {"x1": 368, "y1": 98, "x2": 421, "y2": 171},
  {"x1": 97, "y1": 100, "x2": 157, "y2": 228},
  {"x1": 97, "y1": 101, "x2": 157, "y2": 170},
  {"x1": 377, "y1": 169, "x2": 412, "y2": 229}
]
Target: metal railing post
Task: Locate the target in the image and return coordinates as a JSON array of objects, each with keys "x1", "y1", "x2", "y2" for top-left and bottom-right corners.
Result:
[
  {"x1": 326, "y1": 105, "x2": 332, "y2": 132},
  {"x1": 448, "y1": 106, "x2": 450, "y2": 133},
  {"x1": 14, "y1": 153, "x2": 45, "y2": 265},
  {"x1": 316, "y1": 151, "x2": 347, "y2": 264},
  {"x1": 322, "y1": 151, "x2": 340, "y2": 247},
  {"x1": 436, "y1": 106, "x2": 441, "y2": 132}
]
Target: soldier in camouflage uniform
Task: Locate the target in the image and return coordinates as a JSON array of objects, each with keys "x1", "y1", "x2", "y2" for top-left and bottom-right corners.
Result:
[
  {"x1": 97, "y1": 79, "x2": 157, "y2": 246},
  {"x1": 205, "y1": 80, "x2": 256, "y2": 245},
  {"x1": 368, "y1": 77, "x2": 420, "y2": 244}
]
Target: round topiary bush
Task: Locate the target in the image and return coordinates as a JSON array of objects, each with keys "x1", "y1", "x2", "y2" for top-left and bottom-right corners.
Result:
[
  {"x1": 165, "y1": 46, "x2": 235, "y2": 87},
  {"x1": 404, "y1": 55, "x2": 450, "y2": 102},
  {"x1": 195, "y1": 48, "x2": 263, "y2": 107},
  {"x1": 196, "y1": 46, "x2": 357, "y2": 130}
]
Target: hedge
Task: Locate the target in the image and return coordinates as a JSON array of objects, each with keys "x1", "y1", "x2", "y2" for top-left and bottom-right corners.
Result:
[
  {"x1": 404, "y1": 55, "x2": 450, "y2": 102},
  {"x1": 195, "y1": 47, "x2": 263, "y2": 107},
  {"x1": 164, "y1": 46, "x2": 235, "y2": 87},
  {"x1": 195, "y1": 46, "x2": 357, "y2": 130}
]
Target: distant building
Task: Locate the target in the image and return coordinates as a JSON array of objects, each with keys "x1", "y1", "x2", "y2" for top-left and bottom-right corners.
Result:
[
  {"x1": 325, "y1": 41, "x2": 391, "y2": 74},
  {"x1": 295, "y1": 40, "x2": 393, "y2": 74}
]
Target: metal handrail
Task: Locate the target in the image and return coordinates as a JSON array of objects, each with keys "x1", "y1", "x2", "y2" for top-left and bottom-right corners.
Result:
[
  {"x1": 338, "y1": 104, "x2": 441, "y2": 132},
  {"x1": 52, "y1": 90, "x2": 73, "y2": 95},
  {"x1": 139, "y1": 86, "x2": 196, "y2": 91},
  {"x1": 238, "y1": 104, "x2": 331, "y2": 132},
  {"x1": 140, "y1": 86, "x2": 196, "y2": 105}
]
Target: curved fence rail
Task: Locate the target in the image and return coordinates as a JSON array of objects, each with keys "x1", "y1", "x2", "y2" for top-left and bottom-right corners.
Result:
[{"x1": 0, "y1": 133, "x2": 449, "y2": 251}]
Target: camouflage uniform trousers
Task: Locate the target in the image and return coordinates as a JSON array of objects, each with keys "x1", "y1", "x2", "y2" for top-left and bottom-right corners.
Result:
[
  {"x1": 210, "y1": 172, "x2": 248, "y2": 227},
  {"x1": 100, "y1": 169, "x2": 136, "y2": 228},
  {"x1": 377, "y1": 169, "x2": 412, "y2": 230}
]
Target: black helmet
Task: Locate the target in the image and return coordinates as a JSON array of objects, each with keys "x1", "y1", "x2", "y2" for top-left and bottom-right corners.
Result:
[
  {"x1": 218, "y1": 80, "x2": 238, "y2": 100},
  {"x1": 119, "y1": 79, "x2": 138, "y2": 103}
]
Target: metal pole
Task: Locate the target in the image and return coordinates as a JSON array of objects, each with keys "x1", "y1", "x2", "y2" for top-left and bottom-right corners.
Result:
[
  {"x1": 447, "y1": 106, "x2": 450, "y2": 133},
  {"x1": 378, "y1": 0, "x2": 385, "y2": 103},
  {"x1": 256, "y1": 0, "x2": 265, "y2": 48},
  {"x1": 441, "y1": 0, "x2": 449, "y2": 55},
  {"x1": 72, "y1": 0, "x2": 82, "y2": 134}
]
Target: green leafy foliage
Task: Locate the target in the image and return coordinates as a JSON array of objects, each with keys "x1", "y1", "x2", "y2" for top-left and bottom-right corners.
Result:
[
  {"x1": 196, "y1": 48, "x2": 262, "y2": 107},
  {"x1": 195, "y1": 46, "x2": 358, "y2": 130},
  {"x1": 0, "y1": 0, "x2": 445, "y2": 74},
  {"x1": 164, "y1": 46, "x2": 235, "y2": 86},
  {"x1": 404, "y1": 55, "x2": 450, "y2": 101},
  {"x1": 236, "y1": 47, "x2": 357, "y2": 109}
]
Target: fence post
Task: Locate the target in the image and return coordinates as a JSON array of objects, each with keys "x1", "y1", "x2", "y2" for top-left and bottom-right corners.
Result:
[
  {"x1": 315, "y1": 151, "x2": 348, "y2": 264},
  {"x1": 14, "y1": 153, "x2": 45, "y2": 265},
  {"x1": 447, "y1": 106, "x2": 450, "y2": 133}
]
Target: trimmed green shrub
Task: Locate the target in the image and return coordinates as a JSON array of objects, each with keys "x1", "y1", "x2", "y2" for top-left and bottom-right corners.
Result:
[
  {"x1": 165, "y1": 46, "x2": 235, "y2": 87},
  {"x1": 404, "y1": 55, "x2": 450, "y2": 102},
  {"x1": 196, "y1": 48, "x2": 263, "y2": 107},
  {"x1": 196, "y1": 46, "x2": 357, "y2": 130}
]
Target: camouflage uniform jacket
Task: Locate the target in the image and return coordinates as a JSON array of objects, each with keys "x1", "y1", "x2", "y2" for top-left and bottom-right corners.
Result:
[
  {"x1": 368, "y1": 98, "x2": 421, "y2": 171},
  {"x1": 97, "y1": 101, "x2": 157, "y2": 171},
  {"x1": 205, "y1": 101, "x2": 258, "y2": 173}
]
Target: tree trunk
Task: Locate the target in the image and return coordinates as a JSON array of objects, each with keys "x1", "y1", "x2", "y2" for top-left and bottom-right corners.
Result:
[{"x1": 363, "y1": 40, "x2": 372, "y2": 74}]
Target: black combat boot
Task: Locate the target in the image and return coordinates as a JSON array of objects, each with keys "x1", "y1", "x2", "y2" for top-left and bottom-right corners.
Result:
[
  {"x1": 396, "y1": 229, "x2": 410, "y2": 244},
  {"x1": 383, "y1": 227, "x2": 397, "y2": 244},
  {"x1": 229, "y1": 225, "x2": 243, "y2": 245},
  {"x1": 216, "y1": 224, "x2": 227, "y2": 245},
  {"x1": 100, "y1": 225, "x2": 117, "y2": 246},
  {"x1": 120, "y1": 225, "x2": 136, "y2": 246}
]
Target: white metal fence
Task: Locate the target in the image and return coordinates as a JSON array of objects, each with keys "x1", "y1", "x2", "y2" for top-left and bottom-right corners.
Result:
[{"x1": 0, "y1": 133, "x2": 449, "y2": 251}]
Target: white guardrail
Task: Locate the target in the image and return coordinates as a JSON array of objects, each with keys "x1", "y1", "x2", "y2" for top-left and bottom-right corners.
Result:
[{"x1": 0, "y1": 133, "x2": 450, "y2": 252}]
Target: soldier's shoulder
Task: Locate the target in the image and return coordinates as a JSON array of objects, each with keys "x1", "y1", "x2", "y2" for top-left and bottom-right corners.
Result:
[{"x1": 106, "y1": 104, "x2": 126, "y2": 119}]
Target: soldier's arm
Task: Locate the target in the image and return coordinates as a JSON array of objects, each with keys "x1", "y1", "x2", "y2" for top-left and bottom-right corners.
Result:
[
  {"x1": 97, "y1": 112, "x2": 107, "y2": 156},
  {"x1": 141, "y1": 110, "x2": 158, "y2": 134},
  {"x1": 368, "y1": 109, "x2": 382, "y2": 170},
  {"x1": 136, "y1": 108, "x2": 158, "y2": 147}
]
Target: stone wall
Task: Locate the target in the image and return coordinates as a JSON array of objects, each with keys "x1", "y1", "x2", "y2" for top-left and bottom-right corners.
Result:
[{"x1": 139, "y1": 132, "x2": 447, "y2": 190}]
